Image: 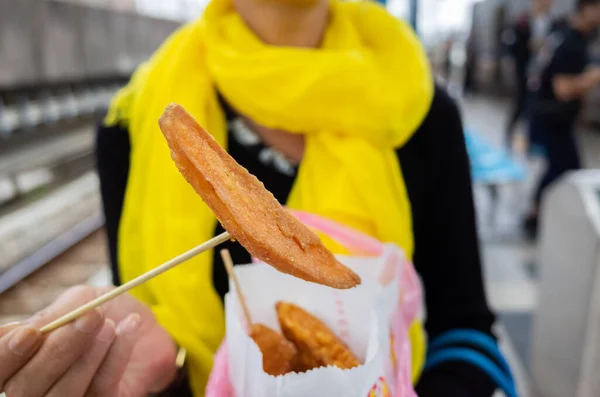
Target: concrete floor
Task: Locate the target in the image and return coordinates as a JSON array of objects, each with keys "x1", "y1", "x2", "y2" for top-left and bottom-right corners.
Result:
[{"x1": 0, "y1": 230, "x2": 107, "y2": 325}]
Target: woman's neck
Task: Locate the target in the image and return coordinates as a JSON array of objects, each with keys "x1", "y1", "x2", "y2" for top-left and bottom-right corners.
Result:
[{"x1": 234, "y1": 0, "x2": 329, "y2": 48}]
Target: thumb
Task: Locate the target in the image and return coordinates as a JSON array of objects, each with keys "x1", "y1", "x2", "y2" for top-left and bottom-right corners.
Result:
[{"x1": 147, "y1": 328, "x2": 179, "y2": 393}]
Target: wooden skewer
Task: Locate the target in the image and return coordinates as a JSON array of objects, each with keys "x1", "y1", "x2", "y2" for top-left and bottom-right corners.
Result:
[
  {"x1": 41, "y1": 231, "x2": 232, "y2": 334},
  {"x1": 220, "y1": 249, "x2": 253, "y2": 327}
]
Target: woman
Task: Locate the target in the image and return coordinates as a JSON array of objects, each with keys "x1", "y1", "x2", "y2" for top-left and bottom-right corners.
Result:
[{"x1": 0, "y1": 0, "x2": 503, "y2": 396}]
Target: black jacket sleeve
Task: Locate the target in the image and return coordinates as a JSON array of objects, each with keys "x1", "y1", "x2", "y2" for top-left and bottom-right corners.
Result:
[
  {"x1": 95, "y1": 122, "x2": 131, "y2": 286},
  {"x1": 398, "y1": 87, "x2": 497, "y2": 397}
]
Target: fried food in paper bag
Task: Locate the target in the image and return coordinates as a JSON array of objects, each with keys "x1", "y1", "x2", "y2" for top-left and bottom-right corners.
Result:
[
  {"x1": 250, "y1": 324, "x2": 297, "y2": 376},
  {"x1": 159, "y1": 104, "x2": 360, "y2": 290},
  {"x1": 276, "y1": 302, "x2": 360, "y2": 372}
]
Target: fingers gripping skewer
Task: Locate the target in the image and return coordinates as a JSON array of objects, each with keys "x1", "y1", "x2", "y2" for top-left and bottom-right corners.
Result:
[{"x1": 40, "y1": 231, "x2": 232, "y2": 334}]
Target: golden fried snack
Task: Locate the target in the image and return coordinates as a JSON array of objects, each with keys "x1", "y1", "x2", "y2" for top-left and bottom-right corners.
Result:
[
  {"x1": 276, "y1": 302, "x2": 360, "y2": 371},
  {"x1": 250, "y1": 323, "x2": 297, "y2": 376},
  {"x1": 159, "y1": 104, "x2": 361, "y2": 289}
]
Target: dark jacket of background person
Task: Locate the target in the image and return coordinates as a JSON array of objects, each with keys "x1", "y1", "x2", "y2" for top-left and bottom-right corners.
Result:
[
  {"x1": 529, "y1": 23, "x2": 591, "y2": 205},
  {"x1": 504, "y1": 12, "x2": 564, "y2": 139},
  {"x1": 529, "y1": 23, "x2": 590, "y2": 123},
  {"x1": 507, "y1": 14, "x2": 536, "y2": 87}
]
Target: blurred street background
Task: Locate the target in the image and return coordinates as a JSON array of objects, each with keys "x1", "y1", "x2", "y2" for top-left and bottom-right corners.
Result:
[{"x1": 2, "y1": 1, "x2": 600, "y2": 396}]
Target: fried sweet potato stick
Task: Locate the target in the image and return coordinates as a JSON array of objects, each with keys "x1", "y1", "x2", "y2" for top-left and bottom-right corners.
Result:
[
  {"x1": 250, "y1": 324, "x2": 298, "y2": 376},
  {"x1": 159, "y1": 104, "x2": 361, "y2": 289},
  {"x1": 276, "y1": 302, "x2": 360, "y2": 371}
]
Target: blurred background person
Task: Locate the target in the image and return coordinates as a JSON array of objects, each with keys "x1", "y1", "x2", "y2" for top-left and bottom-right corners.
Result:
[
  {"x1": 442, "y1": 37, "x2": 455, "y2": 86},
  {"x1": 525, "y1": 0, "x2": 600, "y2": 237},
  {"x1": 504, "y1": 0, "x2": 554, "y2": 150},
  {"x1": 463, "y1": 32, "x2": 477, "y2": 96}
]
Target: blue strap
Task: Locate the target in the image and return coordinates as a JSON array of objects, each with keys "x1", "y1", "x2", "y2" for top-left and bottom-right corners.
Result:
[
  {"x1": 426, "y1": 348, "x2": 519, "y2": 397},
  {"x1": 428, "y1": 329, "x2": 514, "y2": 380}
]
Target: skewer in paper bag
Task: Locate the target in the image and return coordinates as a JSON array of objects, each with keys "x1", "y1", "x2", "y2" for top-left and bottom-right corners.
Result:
[{"x1": 220, "y1": 249, "x2": 297, "y2": 376}]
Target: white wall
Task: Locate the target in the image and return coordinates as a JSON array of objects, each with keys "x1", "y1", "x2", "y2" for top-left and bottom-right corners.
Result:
[
  {"x1": 49, "y1": 0, "x2": 209, "y2": 21},
  {"x1": 135, "y1": 0, "x2": 208, "y2": 20},
  {"x1": 49, "y1": 0, "x2": 136, "y2": 11},
  {"x1": 417, "y1": 0, "x2": 485, "y2": 44}
]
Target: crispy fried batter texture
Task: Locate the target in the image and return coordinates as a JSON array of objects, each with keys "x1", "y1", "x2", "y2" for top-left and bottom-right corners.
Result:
[
  {"x1": 276, "y1": 302, "x2": 360, "y2": 372},
  {"x1": 159, "y1": 104, "x2": 361, "y2": 289},
  {"x1": 250, "y1": 324, "x2": 297, "y2": 376}
]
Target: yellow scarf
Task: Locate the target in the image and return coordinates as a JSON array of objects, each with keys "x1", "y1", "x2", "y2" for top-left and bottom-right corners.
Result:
[{"x1": 106, "y1": 0, "x2": 433, "y2": 395}]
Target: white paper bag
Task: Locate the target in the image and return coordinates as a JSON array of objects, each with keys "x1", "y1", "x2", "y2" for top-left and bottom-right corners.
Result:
[{"x1": 225, "y1": 250, "x2": 410, "y2": 397}]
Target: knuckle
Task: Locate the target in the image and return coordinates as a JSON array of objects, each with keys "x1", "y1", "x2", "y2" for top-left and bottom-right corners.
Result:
[
  {"x1": 44, "y1": 336, "x2": 72, "y2": 363},
  {"x1": 87, "y1": 380, "x2": 111, "y2": 396},
  {"x1": 65, "y1": 285, "x2": 96, "y2": 300},
  {"x1": 5, "y1": 377, "x2": 30, "y2": 397},
  {"x1": 82, "y1": 309, "x2": 105, "y2": 330},
  {"x1": 155, "y1": 352, "x2": 174, "y2": 372},
  {"x1": 55, "y1": 285, "x2": 94, "y2": 306},
  {"x1": 30, "y1": 307, "x2": 52, "y2": 323},
  {"x1": 95, "y1": 286, "x2": 114, "y2": 297},
  {"x1": 87, "y1": 368, "x2": 116, "y2": 395}
]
